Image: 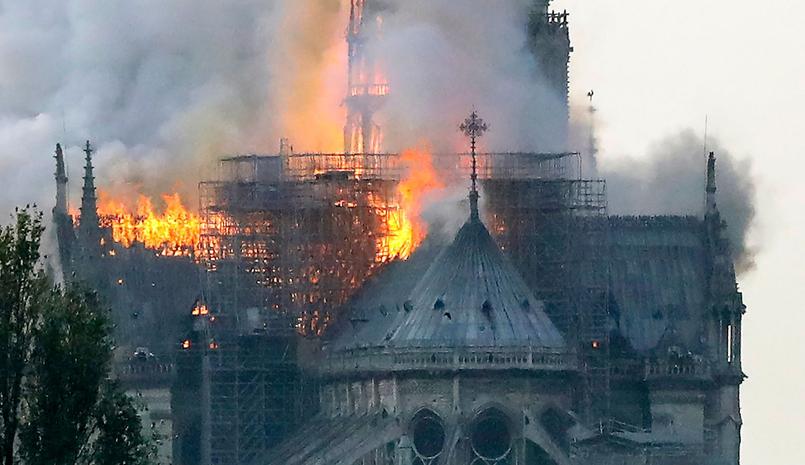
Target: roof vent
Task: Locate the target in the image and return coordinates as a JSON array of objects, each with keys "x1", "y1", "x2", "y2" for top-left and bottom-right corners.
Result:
[
  {"x1": 403, "y1": 300, "x2": 414, "y2": 313},
  {"x1": 481, "y1": 300, "x2": 493, "y2": 315}
]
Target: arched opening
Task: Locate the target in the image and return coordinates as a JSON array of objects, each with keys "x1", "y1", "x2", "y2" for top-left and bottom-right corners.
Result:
[
  {"x1": 470, "y1": 409, "x2": 512, "y2": 461},
  {"x1": 411, "y1": 410, "x2": 446, "y2": 460}
]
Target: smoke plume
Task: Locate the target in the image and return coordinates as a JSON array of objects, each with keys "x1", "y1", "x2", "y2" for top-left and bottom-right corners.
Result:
[
  {"x1": 375, "y1": 0, "x2": 567, "y2": 153},
  {"x1": 0, "y1": 1, "x2": 757, "y2": 275},
  {"x1": 0, "y1": 0, "x2": 568, "y2": 219},
  {"x1": 599, "y1": 130, "x2": 757, "y2": 273},
  {"x1": 264, "y1": 0, "x2": 348, "y2": 153},
  {"x1": 0, "y1": 0, "x2": 351, "y2": 218}
]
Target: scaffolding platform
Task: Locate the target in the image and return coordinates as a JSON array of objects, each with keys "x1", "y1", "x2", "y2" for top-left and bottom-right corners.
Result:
[
  {"x1": 197, "y1": 151, "x2": 583, "y2": 331},
  {"x1": 194, "y1": 151, "x2": 612, "y2": 461}
]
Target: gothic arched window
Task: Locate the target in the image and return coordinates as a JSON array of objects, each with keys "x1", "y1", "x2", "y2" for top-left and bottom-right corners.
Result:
[
  {"x1": 410, "y1": 409, "x2": 446, "y2": 465},
  {"x1": 470, "y1": 409, "x2": 513, "y2": 465}
]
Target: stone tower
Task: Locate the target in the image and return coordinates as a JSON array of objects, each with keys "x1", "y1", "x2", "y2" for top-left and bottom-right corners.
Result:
[{"x1": 704, "y1": 152, "x2": 745, "y2": 464}]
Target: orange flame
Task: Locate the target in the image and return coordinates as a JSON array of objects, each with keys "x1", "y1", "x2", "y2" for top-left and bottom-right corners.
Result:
[
  {"x1": 269, "y1": 0, "x2": 349, "y2": 152},
  {"x1": 191, "y1": 301, "x2": 209, "y2": 316},
  {"x1": 383, "y1": 208, "x2": 415, "y2": 261},
  {"x1": 98, "y1": 191, "x2": 200, "y2": 256},
  {"x1": 387, "y1": 146, "x2": 444, "y2": 259}
]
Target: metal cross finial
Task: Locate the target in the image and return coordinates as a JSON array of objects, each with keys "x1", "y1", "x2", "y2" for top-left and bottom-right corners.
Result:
[{"x1": 460, "y1": 110, "x2": 488, "y2": 222}]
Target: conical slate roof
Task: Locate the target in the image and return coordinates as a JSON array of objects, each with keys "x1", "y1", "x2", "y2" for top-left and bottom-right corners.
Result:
[{"x1": 329, "y1": 217, "x2": 565, "y2": 351}]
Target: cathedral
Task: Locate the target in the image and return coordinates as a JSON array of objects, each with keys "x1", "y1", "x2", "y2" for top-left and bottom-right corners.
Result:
[{"x1": 50, "y1": 2, "x2": 747, "y2": 464}]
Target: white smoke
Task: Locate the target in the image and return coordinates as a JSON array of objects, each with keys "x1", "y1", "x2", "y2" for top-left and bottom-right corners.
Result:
[
  {"x1": 0, "y1": 0, "x2": 284, "y2": 218},
  {"x1": 0, "y1": 1, "x2": 757, "y2": 274},
  {"x1": 421, "y1": 185, "x2": 474, "y2": 242},
  {"x1": 375, "y1": 0, "x2": 568, "y2": 153},
  {"x1": 0, "y1": 0, "x2": 569, "y2": 220}
]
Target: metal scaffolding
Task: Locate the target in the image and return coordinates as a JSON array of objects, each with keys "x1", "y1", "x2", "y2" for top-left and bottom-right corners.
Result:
[
  {"x1": 203, "y1": 321, "x2": 305, "y2": 465},
  {"x1": 193, "y1": 150, "x2": 611, "y2": 462},
  {"x1": 484, "y1": 177, "x2": 610, "y2": 422},
  {"x1": 198, "y1": 153, "x2": 404, "y2": 336},
  {"x1": 197, "y1": 151, "x2": 581, "y2": 332}
]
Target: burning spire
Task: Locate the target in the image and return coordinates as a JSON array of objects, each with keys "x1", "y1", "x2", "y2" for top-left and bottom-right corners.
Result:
[
  {"x1": 344, "y1": 0, "x2": 387, "y2": 154},
  {"x1": 460, "y1": 110, "x2": 489, "y2": 222}
]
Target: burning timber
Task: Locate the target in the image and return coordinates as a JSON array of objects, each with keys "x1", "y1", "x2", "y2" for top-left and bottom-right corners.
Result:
[
  {"x1": 197, "y1": 150, "x2": 584, "y2": 336},
  {"x1": 55, "y1": 146, "x2": 584, "y2": 346}
]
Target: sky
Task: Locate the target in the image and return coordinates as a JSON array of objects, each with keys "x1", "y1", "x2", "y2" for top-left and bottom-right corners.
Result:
[{"x1": 554, "y1": 0, "x2": 805, "y2": 463}]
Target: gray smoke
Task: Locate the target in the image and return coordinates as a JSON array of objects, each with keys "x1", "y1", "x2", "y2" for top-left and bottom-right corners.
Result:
[
  {"x1": 376, "y1": 0, "x2": 567, "y2": 153},
  {"x1": 0, "y1": 0, "x2": 567, "y2": 220},
  {"x1": 0, "y1": 0, "x2": 285, "y2": 217},
  {"x1": 599, "y1": 130, "x2": 757, "y2": 273},
  {"x1": 0, "y1": 1, "x2": 757, "y2": 276}
]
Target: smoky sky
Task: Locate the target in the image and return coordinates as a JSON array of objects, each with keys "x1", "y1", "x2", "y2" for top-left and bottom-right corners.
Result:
[
  {"x1": 0, "y1": 0, "x2": 278, "y2": 215},
  {"x1": 0, "y1": 0, "x2": 567, "y2": 220},
  {"x1": 0, "y1": 1, "x2": 757, "y2": 272},
  {"x1": 376, "y1": 0, "x2": 567, "y2": 153}
]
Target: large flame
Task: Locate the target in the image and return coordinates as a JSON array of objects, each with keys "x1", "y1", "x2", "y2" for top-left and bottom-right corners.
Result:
[
  {"x1": 382, "y1": 207, "x2": 415, "y2": 261},
  {"x1": 95, "y1": 147, "x2": 441, "y2": 263},
  {"x1": 98, "y1": 191, "x2": 200, "y2": 256},
  {"x1": 388, "y1": 146, "x2": 444, "y2": 259}
]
